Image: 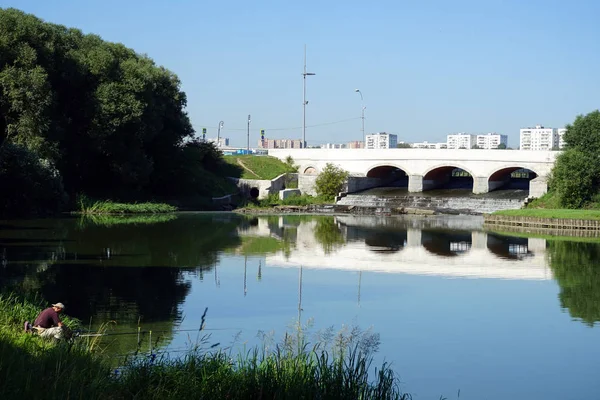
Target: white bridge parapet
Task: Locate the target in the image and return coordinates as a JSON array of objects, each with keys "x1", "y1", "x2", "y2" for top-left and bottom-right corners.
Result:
[{"x1": 268, "y1": 149, "x2": 560, "y2": 197}]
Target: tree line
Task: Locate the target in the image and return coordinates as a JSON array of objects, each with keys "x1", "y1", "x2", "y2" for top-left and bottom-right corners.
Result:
[{"x1": 0, "y1": 8, "x2": 234, "y2": 217}]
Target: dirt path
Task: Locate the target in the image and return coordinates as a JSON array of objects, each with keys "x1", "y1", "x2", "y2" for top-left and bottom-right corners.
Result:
[{"x1": 237, "y1": 159, "x2": 260, "y2": 179}]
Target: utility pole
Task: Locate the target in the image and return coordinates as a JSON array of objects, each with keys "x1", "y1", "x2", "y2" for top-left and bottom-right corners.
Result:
[
  {"x1": 302, "y1": 45, "x2": 315, "y2": 149},
  {"x1": 247, "y1": 114, "x2": 251, "y2": 153}
]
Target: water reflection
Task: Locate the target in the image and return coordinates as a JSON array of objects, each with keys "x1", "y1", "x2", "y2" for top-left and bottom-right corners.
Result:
[{"x1": 2, "y1": 213, "x2": 600, "y2": 348}]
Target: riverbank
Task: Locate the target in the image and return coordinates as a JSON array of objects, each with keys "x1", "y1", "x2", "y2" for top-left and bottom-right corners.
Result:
[
  {"x1": 0, "y1": 294, "x2": 409, "y2": 400},
  {"x1": 486, "y1": 209, "x2": 600, "y2": 232}
]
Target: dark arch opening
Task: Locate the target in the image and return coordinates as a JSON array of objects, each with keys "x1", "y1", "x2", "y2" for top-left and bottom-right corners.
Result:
[
  {"x1": 366, "y1": 166, "x2": 408, "y2": 188},
  {"x1": 487, "y1": 233, "x2": 533, "y2": 260},
  {"x1": 488, "y1": 167, "x2": 537, "y2": 192},
  {"x1": 423, "y1": 167, "x2": 473, "y2": 191},
  {"x1": 249, "y1": 187, "x2": 259, "y2": 199},
  {"x1": 421, "y1": 230, "x2": 472, "y2": 257},
  {"x1": 364, "y1": 231, "x2": 407, "y2": 253}
]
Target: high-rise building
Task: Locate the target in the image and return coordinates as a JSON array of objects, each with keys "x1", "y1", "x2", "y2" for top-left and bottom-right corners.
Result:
[
  {"x1": 347, "y1": 141, "x2": 364, "y2": 149},
  {"x1": 476, "y1": 133, "x2": 508, "y2": 149},
  {"x1": 259, "y1": 138, "x2": 304, "y2": 149},
  {"x1": 519, "y1": 125, "x2": 558, "y2": 150},
  {"x1": 365, "y1": 132, "x2": 398, "y2": 149},
  {"x1": 557, "y1": 128, "x2": 567, "y2": 149},
  {"x1": 447, "y1": 133, "x2": 476, "y2": 149}
]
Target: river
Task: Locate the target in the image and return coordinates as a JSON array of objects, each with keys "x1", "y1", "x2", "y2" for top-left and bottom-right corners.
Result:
[{"x1": 1, "y1": 213, "x2": 599, "y2": 399}]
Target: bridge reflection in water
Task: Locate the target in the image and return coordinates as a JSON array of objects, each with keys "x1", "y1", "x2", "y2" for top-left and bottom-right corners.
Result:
[{"x1": 241, "y1": 215, "x2": 551, "y2": 281}]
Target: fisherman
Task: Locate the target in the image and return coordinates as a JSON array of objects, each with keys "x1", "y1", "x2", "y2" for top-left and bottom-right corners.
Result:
[{"x1": 25, "y1": 302, "x2": 66, "y2": 339}]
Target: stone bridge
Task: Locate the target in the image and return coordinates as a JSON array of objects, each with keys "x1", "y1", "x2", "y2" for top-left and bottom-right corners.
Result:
[{"x1": 268, "y1": 149, "x2": 560, "y2": 197}]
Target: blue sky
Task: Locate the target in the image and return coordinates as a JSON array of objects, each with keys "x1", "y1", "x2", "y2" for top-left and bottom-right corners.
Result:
[{"x1": 3, "y1": 0, "x2": 599, "y2": 147}]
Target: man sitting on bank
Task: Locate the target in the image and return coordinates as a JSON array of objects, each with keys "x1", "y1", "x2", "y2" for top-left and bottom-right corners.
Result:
[{"x1": 29, "y1": 302, "x2": 66, "y2": 339}]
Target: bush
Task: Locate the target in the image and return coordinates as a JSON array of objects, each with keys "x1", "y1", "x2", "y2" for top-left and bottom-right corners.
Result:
[
  {"x1": 0, "y1": 143, "x2": 67, "y2": 217},
  {"x1": 315, "y1": 163, "x2": 349, "y2": 201}
]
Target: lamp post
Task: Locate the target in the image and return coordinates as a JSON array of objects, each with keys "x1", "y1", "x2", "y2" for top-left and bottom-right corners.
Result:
[
  {"x1": 247, "y1": 114, "x2": 251, "y2": 154},
  {"x1": 302, "y1": 45, "x2": 316, "y2": 149},
  {"x1": 354, "y1": 89, "x2": 365, "y2": 145},
  {"x1": 217, "y1": 120, "x2": 224, "y2": 147}
]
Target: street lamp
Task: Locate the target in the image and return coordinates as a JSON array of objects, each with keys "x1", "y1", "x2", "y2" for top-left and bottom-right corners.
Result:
[
  {"x1": 247, "y1": 114, "x2": 251, "y2": 153},
  {"x1": 355, "y1": 89, "x2": 365, "y2": 145},
  {"x1": 217, "y1": 120, "x2": 224, "y2": 147},
  {"x1": 302, "y1": 45, "x2": 316, "y2": 149}
]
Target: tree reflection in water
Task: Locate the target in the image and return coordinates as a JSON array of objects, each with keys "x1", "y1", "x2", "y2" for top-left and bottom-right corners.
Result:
[{"x1": 547, "y1": 240, "x2": 600, "y2": 326}]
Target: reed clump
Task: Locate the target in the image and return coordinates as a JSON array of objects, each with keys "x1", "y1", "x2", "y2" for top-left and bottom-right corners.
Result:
[{"x1": 1, "y1": 294, "x2": 410, "y2": 400}]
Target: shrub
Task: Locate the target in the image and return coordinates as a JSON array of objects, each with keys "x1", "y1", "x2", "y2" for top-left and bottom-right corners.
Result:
[{"x1": 315, "y1": 163, "x2": 349, "y2": 201}]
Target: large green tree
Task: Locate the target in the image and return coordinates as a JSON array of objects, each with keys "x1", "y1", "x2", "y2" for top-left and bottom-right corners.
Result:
[
  {"x1": 550, "y1": 110, "x2": 600, "y2": 208},
  {"x1": 0, "y1": 8, "x2": 206, "y2": 212}
]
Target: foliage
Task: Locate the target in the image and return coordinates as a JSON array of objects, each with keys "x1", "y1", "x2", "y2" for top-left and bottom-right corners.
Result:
[
  {"x1": 524, "y1": 191, "x2": 561, "y2": 209},
  {"x1": 77, "y1": 198, "x2": 177, "y2": 214},
  {"x1": 224, "y1": 155, "x2": 297, "y2": 180},
  {"x1": 0, "y1": 143, "x2": 67, "y2": 217},
  {"x1": 550, "y1": 110, "x2": 600, "y2": 208},
  {"x1": 0, "y1": 8, "x2": 238, "y2": 215},
  {"x1": 496, "y1": 143, "x2": 507, "y2": 149},
  {"x1": 0, "y1": 293, "x2": 409, "y2": 400},
  {"x1": 313, "y1": 217, "x2": 346, "y2": 254},
  {"x1": 315, "y1": 163, "x2": 349, "y2": 201},
  {"x1": 492, "y1": 208, "x2": 600, "y2": 220},
  {"x1": 546, "y1": 240, "x2": 600, "y2": 326},
  {"x1": 396, "y1": 143, "x2": 412, "y2": 148}
]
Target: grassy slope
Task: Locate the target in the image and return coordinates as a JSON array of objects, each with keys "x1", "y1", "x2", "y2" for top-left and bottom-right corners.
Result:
[
  {"x1": 493, "y1": 208, "x2": 600, "y2": 220},
  {"x1": 224, "y1": 155, "x2": 296, "y2": 180}
]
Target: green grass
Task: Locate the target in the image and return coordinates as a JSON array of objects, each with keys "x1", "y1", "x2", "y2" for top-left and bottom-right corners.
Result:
[
  {"x1": 1, "y1": 294, "x2": 410, "y2": 400},
  {"x1": 77, "y1": 196, "x2": 178, "y2": 214},
  {"x1": 492, "y1": 209, "x2": 600, "y2": 220},
  {"x1": 224, "y1": 155, "x2": 296, "y2": 180}
]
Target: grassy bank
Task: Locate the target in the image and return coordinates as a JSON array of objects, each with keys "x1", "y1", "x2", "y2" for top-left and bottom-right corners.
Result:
[
  {"x1": 493, "y1": 208, "x2": 600, "y2": 220},
  {"x1": 77, "y1": 197, "x2": 178, "y2": 214},
  {"x1": 0, "y1": 294, "x2": 409, "y2": 400},
  {"x1": 224, "y1": 155, "x2": 296, "y2": 180}
]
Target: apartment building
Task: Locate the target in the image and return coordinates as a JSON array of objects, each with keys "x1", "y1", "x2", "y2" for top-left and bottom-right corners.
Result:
[
  {"x1": 519, "y1": 125, "x2": 558, "y2": 150},
  {"x1": 476, "y1": 133, "x2": 508, "y2": 149},
  {"x1": 557, "y1": 128, "x2": 567, "y2": 149},
  {"x1": 365, "y1": 132, "x2": 398, "y2": 149},
  {"x1": 259, "y1": 138, "x2": 304, "y2": 149},
  {"x1": 447, "y1": 133, "x2": 476, "y2": 149}
]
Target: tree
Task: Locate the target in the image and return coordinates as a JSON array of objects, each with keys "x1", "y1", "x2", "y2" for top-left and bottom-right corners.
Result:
[
  {"x1": 496, "y1": 143, "x2": 507, "y2": 149},
  {"x1": 550, "y1": 110, "x2": 600, "y2": 208},
  {"x1": 0, "y1": 8, "x2": 227, "y2": 214},
  {"x1": 471, "y1": 144, "x2": 480, "y2": 149},
  {"x1": 396, "y1": 142, "x2": 412, "y2": 149},
  {"x1": 315, "y1": 163, "x2": 349, "y2": 201}
]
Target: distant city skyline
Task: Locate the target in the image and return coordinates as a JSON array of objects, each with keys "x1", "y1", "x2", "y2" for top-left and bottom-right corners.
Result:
[{"x1": 6, "y1": 0, "x2": 600, "y2": 148}]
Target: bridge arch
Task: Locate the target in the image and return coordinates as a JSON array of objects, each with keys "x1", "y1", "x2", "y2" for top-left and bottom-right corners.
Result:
[
  {"x1": 422, "y1": 164, "x2": 475, "y2": 191},
  {"x1": 364, "y1": 164, "x2": 409, "y2": 188},
  {"x1": 421, "y1": 230, "x2": 472, "y2": 257},
  {"x1": 303, "y1": 165, "x2": 319, "y2": 175},
  {"x1": 488, "y1": 166, "x2": 539, "y2": 192}
]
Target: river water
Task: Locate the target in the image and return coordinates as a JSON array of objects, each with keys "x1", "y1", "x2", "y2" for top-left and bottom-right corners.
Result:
[{"x1": 1, "y1": 213, "x2": 599, "y2": 399}]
